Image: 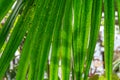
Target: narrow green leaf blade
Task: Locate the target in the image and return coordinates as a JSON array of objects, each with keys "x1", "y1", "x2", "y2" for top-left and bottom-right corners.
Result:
[
  {"x1": 79, "y1": 0, "x2": 93, "y2": 79},
  {"x1": 84, "y1": 0, "x2": 102, "y2": 79},
  {"x1": 104, "y1": 0, "x2": 115, "y2": 80},
  {"x1": 0, "y1": 0, "x2": 15, "y2": 21},
  {"x1": 50, "y1": 0, "x2": 66, "y2": 80},
  {"x1": 61, "y1": 0, "x2": 72, "y2": 80},
  {"x1": 73, "y1": 0, "x2": 82, "y2": 79}
]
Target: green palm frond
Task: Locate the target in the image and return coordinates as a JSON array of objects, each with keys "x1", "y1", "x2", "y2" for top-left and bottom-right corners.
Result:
[
  {"x1": 73, "y1": 0, "x2": 82, "y2": 79},
  {"x1": 50, "y1": 0, "x2": 66, "y2": 80},
  {"x1": 61, "y1": 0, "x2": 72, "y2": 79},
  {"x1": 84, "y1": 0, "x2": 102, "y2": 80},
  {"x1": 0, "y1": 0, "x2": 15, "y2": 21},
  {"x1": 78, "y1": 0, "x2": 93, "y2": 79},
  {"x1": 104, "y1": 0, "x2": 115, "y2": 80},
  {"x1": 0, "y1": 0, "x2": 117, "y2": 80}
]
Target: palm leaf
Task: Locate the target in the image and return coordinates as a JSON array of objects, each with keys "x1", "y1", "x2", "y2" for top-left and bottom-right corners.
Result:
[
  {"x1": 72, "y1": 0, "x2": 82, "y2": 79},
  {"x1": 16, "y1": 1, "x2": 36, "y2": 80},
  {"x1": 0, "y1": 0, "x2": 117, "y2": 80},
  {"x1": 84, "y1": 0, "x2": 102, "y2": 79},
  {"x1": 104, "y1": 0, "x2": 115, "y2": 80},
  {"x1": 79, "y1": 0, "x2": 93, "y2": 79},
  {"x1": 50, "y1": 0, "x2": 66, "y2": 80},
  {"x1": 35, "y1": 0, "x2": 63, "y2": 79},
  {"x1": 0, "y1": 0, "x2": 32, "y2": 79},
  {"x1": 61, "y1": 0, "x2": 72, "y2": 80},
  {"x1": 0, "y1": 0, "x2": 15, "y2": 21},
  {"x1": 26, "y1": 0, "x2": 51, "y2": 79},
  {"x1": 0, "y1": 0, "x2": 23, "y2": 50},
  {"x1": 17, "y1": 0, "x2": 51, "y2": 79}
]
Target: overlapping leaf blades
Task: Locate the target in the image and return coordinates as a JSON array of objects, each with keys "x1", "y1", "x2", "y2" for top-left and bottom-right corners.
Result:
[
  {"x1": 79, "y1": 0, "x2": 93, "y2": 79},
  {"x1": 50, "y1": 0, "x2": 66, "y2": 80},
  {"x1": 84, "y1": 0, "x2": 102, "y2": 80},
  {"x1": 0, "y1": 0, "x2": 23, "y2": 50},
  {"x1": 73, "y1": 0, "x2": 82, "y2": 79},
  {"x1": 0, "y1": 0, "x2": 15, "y2": 21},
  {"x1": 61, "y1": 0, "x2": 72, "y2": 80},
  {"x1": 0, "y1": 0, "x2": 28, "y2": 79},
  {"x1": 0, "y1": 0, "x2": 117, "y2": 80}
]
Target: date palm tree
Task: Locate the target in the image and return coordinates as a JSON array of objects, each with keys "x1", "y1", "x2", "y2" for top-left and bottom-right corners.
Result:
[{"x1": 0, "y1": 0, "x2": 118, "y2": 80}]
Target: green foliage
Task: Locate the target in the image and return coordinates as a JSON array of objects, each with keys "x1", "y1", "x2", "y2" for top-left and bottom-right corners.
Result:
[
  {"x1": 99, "y1": 76, "x2": 106, "y2": 80},
  {"x1": 89, "y1": 74, "x2": 119, "y2": 80},
  {"x1": 84, "y1": 0, "x2": 102, "y2": 79},
  {"x1": 50, "y1": 0, "x2": 66, "y2": 80},
  {"x1": 89, "y1": 75, "x2": 99, "y2": 80},
  {"x1": 0, "y1": 0, "x2": 15, "y2": 21},
  {"x1": 104, "y1": 0, "x2": 115, "y2": 80},
  {"x1": 0, "y1": 0, "x2": 118, "y2": 80},
  {"x1": 0, "y1": 24, "x2": 2, "y2": 29},
  {"x1": 116, "y1": 0, "x2": 120, "y2": 31}
]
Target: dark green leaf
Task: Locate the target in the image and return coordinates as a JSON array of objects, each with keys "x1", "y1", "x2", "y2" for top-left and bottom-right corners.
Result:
[
  {"x1": 0, "y1": 0, "x2": 15, "y2": 21},
  {"x1": 61, "y1": 0, "x2": 72, "y2": 80},
  {"x1": 84, "y1": 0, "x2": 102, "y2": 80},
  {"x1": 104, "y1": 0, "x2": 115, "y2": 80},
  {"x1": 50, "y1": 0, "x2": 66, "y2": 80}
]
